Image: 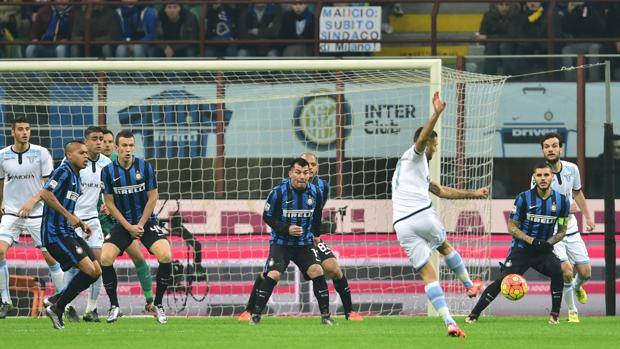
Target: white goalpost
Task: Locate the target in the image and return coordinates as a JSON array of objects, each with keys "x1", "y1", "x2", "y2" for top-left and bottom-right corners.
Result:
[{"x1": 0, "y1": 59, "x2": 506, "y2": 317}]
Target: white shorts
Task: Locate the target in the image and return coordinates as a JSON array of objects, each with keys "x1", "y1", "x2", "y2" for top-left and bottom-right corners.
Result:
[
  {"x1": 0, "y1": 214, "x2": 44, "y2": 250},
  {"x1": 553, "y1": 232, "x2": 590, "y2": 265},
  {"x1": 77, "y1": 218, "x2": 104, "y2": 249},
  {"x1": 394, "y1": 208, "x2": 446, "y2": 271}
]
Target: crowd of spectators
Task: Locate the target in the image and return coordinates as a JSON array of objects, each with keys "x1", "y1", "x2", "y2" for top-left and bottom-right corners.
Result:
[
  {"x1": 0, "y1": 0, "x2": 402, "y2": 59},
  {"x1": 477, "y1": 1, "x2": 618, "y2": 79}
]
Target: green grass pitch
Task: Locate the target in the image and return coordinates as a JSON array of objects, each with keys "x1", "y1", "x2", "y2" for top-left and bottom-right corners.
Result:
[{"x1": 3, "y1": 316, "x2": 620, "y2": 349}]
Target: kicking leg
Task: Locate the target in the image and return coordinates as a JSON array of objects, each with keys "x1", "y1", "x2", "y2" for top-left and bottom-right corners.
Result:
[{"x1": 437, "y1": 241, "x2": 480, "y2": 297}]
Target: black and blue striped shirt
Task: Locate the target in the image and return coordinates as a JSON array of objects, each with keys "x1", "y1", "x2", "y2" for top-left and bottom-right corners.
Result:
[
  {"x1": 284, "y1": 176, "x2": 329, "y2": 208},
  {"x1": 263, "y1": 180, "x2": 324, "y2": 246},
  {"x1": 510, "y1": 188, "x2": 570, "y2": 249},
  {"x1": 41, "y1": 161, "x2": 82, "y2": 245},
  {"x1": 101, "y1": 156, "x2": 157, "y2": 225}
]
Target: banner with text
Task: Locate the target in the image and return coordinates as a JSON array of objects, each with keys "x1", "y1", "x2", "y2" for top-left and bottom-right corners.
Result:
[{"x1": 320, "y1": 6, "x2": 382, "y2": 53}]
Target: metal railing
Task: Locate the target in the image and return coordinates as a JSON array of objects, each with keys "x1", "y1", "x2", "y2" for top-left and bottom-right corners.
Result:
[{"x1": 0, "y1": 0, "x2": 617, "y2": 58}]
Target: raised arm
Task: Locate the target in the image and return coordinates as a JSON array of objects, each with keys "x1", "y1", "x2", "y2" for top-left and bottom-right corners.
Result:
[
  {"x1": 429, "y1": 181, "x2": 489, "y2": 199},
  {"x1": 414, "y1": 91, "x2": 446, "y2": 153}
]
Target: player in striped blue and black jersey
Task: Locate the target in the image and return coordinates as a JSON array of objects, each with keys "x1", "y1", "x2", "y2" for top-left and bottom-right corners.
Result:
[
  {"x1": 250, "y1": 157, "x2": 334, "y2": 325},
  {"x1": 467, "y1": 162, "x2": 571, "y2": 325},
  {"x1": 99, "y1": 130, "x2": 171, "y2": 325},
  {"x1": 301, "y1": 153, "x2": 363, "y2": 319},
  {"x1": 40, "y1": 141, "x2": 102, "y2": 330},
  {"x1": 239, "y1": 153, "x2": 363, "y2": 321}
]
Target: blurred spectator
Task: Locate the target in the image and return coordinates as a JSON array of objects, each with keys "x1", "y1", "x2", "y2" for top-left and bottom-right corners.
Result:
[
  {"x1": 115, "y1": 0, "x2": 157, "y2": 58},
  {"x1": 589, "y1": 134, "x2": 620, "y2": 198},
  {"x1": 0, "y1": 0, "x2": 22, "y2": 57},
  {"x1": 71, "y1": 0, "x2": 120, "y2": 58},
  {"x1": 238, "y1": 3, "x2": 282, "y2": 57},
  {"x1": 205, "y1": 3, "x2": 238, "y2": 57},
  {"x1": 370, "y1": 2, "x2": 404, "y2": 34},
  {"x1": 280, "y1": 2, "x2": 314, "y2": 57},
  {"x1": 26, "y1": 0, "x2": 76, "y2": 58},
  {"x1": 509, "y1": 2, "x2": 562, "y2": 76},
  {"x1": 477, "y1": 2, "x2": 521, "y2": 75},
  {"x1": 151, "y1": 3, "x2": 198, "y2": 58},
  {"x1": 560, "y1": 2, "x2": 606, "y2": 81}
]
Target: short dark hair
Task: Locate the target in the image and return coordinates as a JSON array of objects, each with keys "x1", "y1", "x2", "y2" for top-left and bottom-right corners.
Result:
[
  {"x1": 115, "y1": 129, "x2": 134, "y2": 145},
  {"x1": 533, "y1": 161, "x2": 552, "y2": 173},
  {"x1": 413, "y1": 127, "x2": 438, "y2": 142},
  {"x1": 540, "y1": 132, "x2": 563, "y2": 148},
  {"x1": 289, "y1": 157, "x2": 309, "y2": 170},
  {"x1": 64, "y1": 139, "x2": 85, "y2": 155},
  {"x1": 102, "y1": 128, "x2": 114, "y2": 137},
  {"x1": 11, "y1": 117, "x2": 29, "y2": 130},
  {"x1": 84, "y1": 126, "x2": 104, "y2": 139}
]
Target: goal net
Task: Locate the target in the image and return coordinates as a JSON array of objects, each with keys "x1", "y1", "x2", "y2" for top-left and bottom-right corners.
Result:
[{"x1": 0, "y1": 60, "x2": 506, "y2": 317}]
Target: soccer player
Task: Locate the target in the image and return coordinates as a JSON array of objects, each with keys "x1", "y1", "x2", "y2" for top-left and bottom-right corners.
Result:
[
  {"x1": 466, "y1": 162, "x2": 570, "y2": 325},
  {"x1": 98, "y1": 129, "x2": 155, "y2": 316},
  {"x1": 239, "y1": 153, "x2": 363, "y2": 321},
  {"x1": 392, "y1": 92, "x2": 487, "y2": 338},
  {"x1": 100, "y1": 130, "x2": 171, "y2": 324},
  {"x1": 41, "y1": 140, "x2": 102, "y2": 330},
  {"x1": 249, "y1": 158, "x2": 333, "y2": 325},
  {"x1": 0, "y1": 117, "x2": 65, "y2": 318},
  {"x1": 536, "y1": 133, "x2": 595, "y2": 322},
  {"x1": 61, "y1": 126, "x2": 111, "y2": 322}
]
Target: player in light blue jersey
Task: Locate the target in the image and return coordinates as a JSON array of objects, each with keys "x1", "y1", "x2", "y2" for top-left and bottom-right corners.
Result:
[{"x1": 538, "y1": 133, "x2": 595, "y2": 323}]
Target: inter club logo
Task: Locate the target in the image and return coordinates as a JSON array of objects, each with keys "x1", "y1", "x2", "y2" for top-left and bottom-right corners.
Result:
[{"x1": 293, "y1": 89, "x2": 352, "y2": 151}]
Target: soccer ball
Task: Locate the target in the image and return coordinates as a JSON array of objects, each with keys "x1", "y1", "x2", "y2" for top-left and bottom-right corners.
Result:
[{"x1": 501, "y1": 274, "x2": 528, "y2": 301}]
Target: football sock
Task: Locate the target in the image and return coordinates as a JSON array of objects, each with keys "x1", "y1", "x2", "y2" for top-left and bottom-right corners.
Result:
[
  {"x1": 63, "y1": 267, "x2": 81, "y2": 308},
  {"x1": 85, "y1": 276, "x2": 102, "y2": 313},
  {"x1": 245, "y1": 274, "x2": 263, "y2": 312},
  {"x1": 312, "y1": 275, "x2": 330, "y2": 316},
  {"x1": 49, "y1": 262, "x2": 65, "y2": 295},
  {"x1": 102, "y1": 265, "x2": 119, "y2": 307},
  {"x1": 134, "y1": 260, "x2": 153, "y2": 302},
  {"x1": 551, "y1": 274, "x2": 563, "y2": 314},
  {"x1": 424, "y1": 281, "x2": 454, "y2": 326},
  {"x1": 253, "y1": 275, "x2": 277, "y2": 315},
  {"x1": 470, "y1": 278, "x2": 501, "y2": 316},
  {"x1": 56, "y1": 271, "x2": 97, "y2": 314},
  {"x1": 154, "y1": 262, "x2": 172, "y2": 307},
  {"x1": 573, "y1": 274, "x2": 586, "y2": 291},
  {"x1": 0, "y1": 259, "x2": 11, "y2": 305},
  {"x1": 444, "y1": 250, "x2": 473, "y2": 288},
  {"x1": 333, "y1": 276, "x2": 353, "y2": 315}
]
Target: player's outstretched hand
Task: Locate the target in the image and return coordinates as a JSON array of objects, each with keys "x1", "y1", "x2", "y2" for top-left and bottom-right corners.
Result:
[
  {"x1": 288, "y1": 225, "x2": 303, "y2": 237},
  {"x1": 474, "y1": 188, "x2": 489, "y2": 198},
  {"x1": 127, "y1": 224, "x2": 144, "y2": 239},
  {"x1": 432, "y1": 91, "x2": 446, "y2": 115},
  {"x1": 585, "y1": 218, "x2": 596, "y2": 232}
]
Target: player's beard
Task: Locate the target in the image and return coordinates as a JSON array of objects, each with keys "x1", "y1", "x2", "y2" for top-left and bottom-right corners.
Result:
[{"x1": 545, "y1": 155, "x2": 559, "y2": 164}]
